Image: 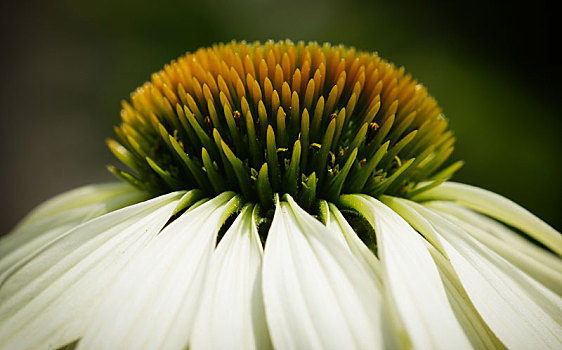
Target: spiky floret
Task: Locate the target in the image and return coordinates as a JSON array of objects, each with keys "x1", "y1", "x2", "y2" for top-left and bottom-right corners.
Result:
[{"x1": 108, "y1": 40, "x2": 462, "y2": 210}]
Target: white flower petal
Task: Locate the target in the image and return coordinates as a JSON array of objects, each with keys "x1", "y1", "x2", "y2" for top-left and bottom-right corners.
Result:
[
  {"x1": 318, "y1": 201, "x2": 351, "y2": 249},
  {"x1": 262, "y1": 195, "x2": 383, "y2": 350},
  {"x1": 77, "y1": 192, "x2": 240, "y2": 350},
  {"x1": 426, "y1": 200, "x2": 562, "y2": 274},
  {"x1": 0, "y1": 187, "x2": 147, "y2": 276},
  {"x1": 15, "y1": 182, "x2": 144, "y2": 229},
  {"x1": 190, "y1": 204, "x2": 271, "y2": 350},
  {"x1": 413, "y1": 181, "x2": 562, "y2": 255},
  {"x1": 326, "y1": 203, "x2": 383, "y2": 283},
  {"x1": 425, "y1": 201, "x2": 562, "y2": 295},
  {"x1": 423, "y1": 240, "x2": 506, "y2": 350},
  {"x1": 0, "y1": 191, "x2": 185, "y2": 350},
  {"x1": 340, "y1": 194, "x2": 472, "y2": 350},
  {"x1": 389, "y1": 197, "x2": 562, "y2": 349},
  {"x1": 326, "y1": 204, "x2": 396, "y2": 349},
  {"x1": 0, "y1": 191, "x2": 183, "y2": 306}
]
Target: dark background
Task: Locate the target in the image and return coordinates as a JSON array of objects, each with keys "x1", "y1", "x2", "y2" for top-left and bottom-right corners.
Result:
[{"x1": 1, "y1": 0, "x2": 560, "y2": 233}]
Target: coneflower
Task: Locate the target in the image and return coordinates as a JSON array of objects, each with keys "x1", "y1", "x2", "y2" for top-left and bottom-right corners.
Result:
[{"x1": 0, "y1": 40, "x2": 560, "y2": 350}]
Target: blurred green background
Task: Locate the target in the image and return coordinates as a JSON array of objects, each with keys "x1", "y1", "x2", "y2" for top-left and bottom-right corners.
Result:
[{"x1": 1, "y1": 0, "x2": 560, "y2": 233}]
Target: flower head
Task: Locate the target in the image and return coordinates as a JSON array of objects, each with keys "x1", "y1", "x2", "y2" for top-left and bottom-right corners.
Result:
[
  {"x1": 1, "y1": 40, "x2": 560, "y2": 350},
  {"x1": 107, "y1": 40, "x2": 457, "y2": 209}
]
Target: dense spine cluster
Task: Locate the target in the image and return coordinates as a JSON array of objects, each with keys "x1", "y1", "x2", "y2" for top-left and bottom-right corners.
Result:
[{"x1": 108, "y1": 40, "x2": 461, "y2": 209}]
